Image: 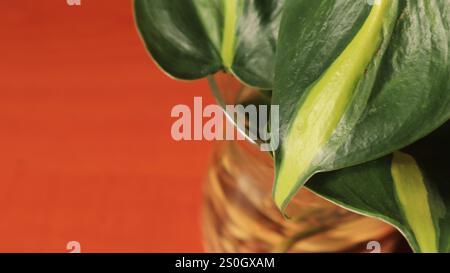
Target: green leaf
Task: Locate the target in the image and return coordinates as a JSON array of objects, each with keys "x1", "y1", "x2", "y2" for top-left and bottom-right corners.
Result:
[
  {"x1": 134, "y1": 0, "x2": 284, "y2": 89},
  {"x1": 273, "y1": 0, "x2": 450, "y2": 212},
  {"x1": 307, "y1": 122, "x2": 450, "y2": 253}
]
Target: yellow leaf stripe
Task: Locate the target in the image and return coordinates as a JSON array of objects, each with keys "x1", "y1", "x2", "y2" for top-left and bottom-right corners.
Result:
[
  {"x1": 274, "y1": 0, "x2": 396, "y2": 212},
  {"x1": 391, "y1": 152, "x2": 437, "y2": 253},
  {"x1": 221, "y1": 0, "x2": 240, "y2": 68}
]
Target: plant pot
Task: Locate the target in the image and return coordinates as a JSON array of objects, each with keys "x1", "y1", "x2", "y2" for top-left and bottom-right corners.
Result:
[
  {"x1": 201, "y1": 73, "x2": 401, "y2": 253},
  {"x1": 202, "y1": 140, "x2": 401, "y2": 253}
]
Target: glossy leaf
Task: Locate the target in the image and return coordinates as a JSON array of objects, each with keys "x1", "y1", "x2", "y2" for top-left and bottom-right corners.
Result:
[
  {"x1": 307, "y1": 122, "x2": 450, "y2": 253},
  {"x1": 273, "y1": 0, "x2": 450, "y2": 212},
  {"x1": 134, "y1": 0, "x2": 284, "y2": 89}
]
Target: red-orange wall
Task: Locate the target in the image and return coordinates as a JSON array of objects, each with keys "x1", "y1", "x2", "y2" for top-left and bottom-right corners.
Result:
[{"x1": 0, "y1": 0, "x2": 213, "y2": 252}]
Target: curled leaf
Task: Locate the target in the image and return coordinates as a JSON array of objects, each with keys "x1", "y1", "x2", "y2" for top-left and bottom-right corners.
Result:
[{"x1": 273, "y1": 0, "x2": 450, "y2": 212}]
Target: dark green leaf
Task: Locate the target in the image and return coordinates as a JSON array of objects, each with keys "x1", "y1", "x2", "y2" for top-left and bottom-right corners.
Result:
[
  {"x1": 273, "y1": 0, "x2": 450, "y2": 212},
  {"x1": 307, "y1": 122, "x2": 450, "y2": 253},
  {"x1": 135, "y1": 0, "x2": 284, "y2": 89}
]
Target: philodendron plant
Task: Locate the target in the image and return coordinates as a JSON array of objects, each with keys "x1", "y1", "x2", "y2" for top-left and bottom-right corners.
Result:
[{"x1": 135, "y1": 0, "x2": 450, "y2": 253}]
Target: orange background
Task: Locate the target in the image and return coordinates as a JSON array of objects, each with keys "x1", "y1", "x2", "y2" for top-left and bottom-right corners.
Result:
[{"x1": 0, "y1": 0, "x2": 214, "y2": 252}]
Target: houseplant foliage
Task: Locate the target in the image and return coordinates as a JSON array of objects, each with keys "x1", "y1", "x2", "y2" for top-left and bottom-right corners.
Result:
[
  {"x1": 308, "y1": 121, "x2": 450, "y2": 253},
  {"x1": 273, "y1": 0, "x2": 450, "y2": 215},
  {"x1": 134, "y1": 0, "x2": 450, "y2": 253},
  {"x1": 134, "y1": 0, "x2": 284, "y2": 89}
]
